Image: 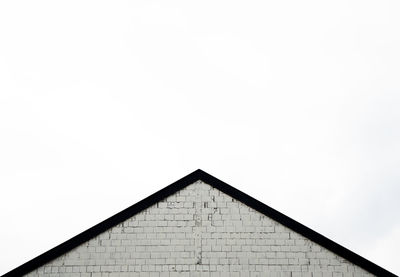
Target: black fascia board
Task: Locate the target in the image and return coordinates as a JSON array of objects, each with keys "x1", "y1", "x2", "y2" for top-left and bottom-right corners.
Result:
[{"x1": 2, "y1": 169, "x2": 397, "y2": 277}]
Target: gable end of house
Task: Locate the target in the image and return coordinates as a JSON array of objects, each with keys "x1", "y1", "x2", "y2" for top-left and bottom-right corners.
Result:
[{"x1": 2, "y1": 169, "x2": 397, "y2": 277}]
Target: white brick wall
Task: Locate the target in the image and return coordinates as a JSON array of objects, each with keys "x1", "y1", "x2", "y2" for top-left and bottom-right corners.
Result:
[{"x1": 25, "y1": 181, "x2": 375, "y2": 277}]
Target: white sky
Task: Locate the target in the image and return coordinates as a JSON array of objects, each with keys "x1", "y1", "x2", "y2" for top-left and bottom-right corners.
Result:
[{"x1": 0, "y1": 0, "x2": 399, "y2": 275}]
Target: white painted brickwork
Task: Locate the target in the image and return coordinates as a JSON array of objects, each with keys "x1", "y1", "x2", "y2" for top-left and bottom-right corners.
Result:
[{"x1": 25, "y1": 181, "x2": 374, "y2": 277}]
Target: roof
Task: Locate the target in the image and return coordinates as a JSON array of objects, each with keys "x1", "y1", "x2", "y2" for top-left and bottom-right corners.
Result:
[{"x1": 3, "y1": 169, "x2": 397, "y2": 277}]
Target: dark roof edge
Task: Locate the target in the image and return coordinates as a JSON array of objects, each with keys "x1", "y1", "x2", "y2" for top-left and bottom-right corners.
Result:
[
  {"x1": 198, "y1": 170, "x2": 397, "y2": 277},
  {"x1": 2, "y1": 169, "x2": 397, "y2": 277}
]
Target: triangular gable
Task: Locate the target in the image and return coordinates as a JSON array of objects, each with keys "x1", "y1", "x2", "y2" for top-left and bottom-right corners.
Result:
[{"x1": 3, "y1": 169, "x2": 397, "y2": 277}]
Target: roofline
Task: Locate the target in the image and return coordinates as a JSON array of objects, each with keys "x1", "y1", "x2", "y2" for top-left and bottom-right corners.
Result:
[{"x1": 2, "y1": 169, "x2": 397, "y2": 277}]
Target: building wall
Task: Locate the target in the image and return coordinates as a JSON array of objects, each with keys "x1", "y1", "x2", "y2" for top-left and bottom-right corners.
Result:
[{"x1": 25, "y1": 181, "x2": 374, "y2": 277}]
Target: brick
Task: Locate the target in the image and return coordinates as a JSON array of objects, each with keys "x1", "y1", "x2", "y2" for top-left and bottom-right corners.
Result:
[{"x1": 24, "y1": 181, "x2": 375, "y2": 277}]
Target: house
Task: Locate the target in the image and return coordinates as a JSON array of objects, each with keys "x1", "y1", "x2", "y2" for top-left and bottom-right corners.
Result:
[{"x1": 3, "y1": 170, "x2": 396, "y2": 277}]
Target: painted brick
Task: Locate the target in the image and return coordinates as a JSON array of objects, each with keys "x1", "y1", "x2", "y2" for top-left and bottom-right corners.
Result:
[{"x1": 25, "y1": 181, "x2": 374, "y2": 276}]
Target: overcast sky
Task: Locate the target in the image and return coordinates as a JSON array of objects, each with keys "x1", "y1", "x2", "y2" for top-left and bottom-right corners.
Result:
[{"x1": 0, "y1": 0, "x2": 399, "y2": 275}]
